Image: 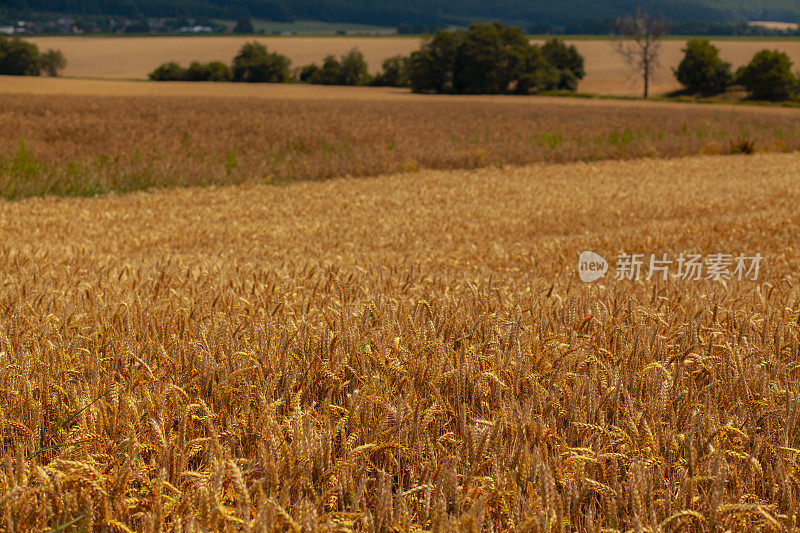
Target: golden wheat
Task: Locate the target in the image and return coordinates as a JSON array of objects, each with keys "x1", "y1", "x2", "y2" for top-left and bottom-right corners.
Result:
[
  {"x1": 21, "y1": 36, "x2": 800, "y2": 96},
  {"x1": 0, "y1": 152, "x2": 799, "y2": 530},
  {"x1": 1, "y1": 91, "x2": 799, "y2": 199}
]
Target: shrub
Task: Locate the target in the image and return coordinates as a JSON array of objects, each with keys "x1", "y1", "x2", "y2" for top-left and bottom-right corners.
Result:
[
  {"x1": 541, "y1": 37, "x2": 586, "y2": 90},
  {"x1": 185, "y1": 61, "x2": 231, "y2": 81},
  {"x1": 307, "y1": 55, "x2": 342, "y2": 85},
  {"x1": 149, "y1": 62, "x2": 186, "y2": 81},
  {"x1": 40, "y1": 49, "x2": 67, "y2": 77},
  {"x1": 0, "y1": 37, "x2": 65, "y2": 76},
  {"x1": 183, "y1": 62, "x2": 207, "y2": 81},
  {"x1": 407, "y1": 23, "x2": 580, "y2": 94},
  {"x1": 205, "y1": 61, "x2": 232, "y2": 81},
  {"x1": 149, "y1": 61, "x2": 232, "y2": 82},
  {"x1": 674, "y1": 39, "x2": 733, "y2": 95},
  {"x1": 736, "y1": 49, "x2": 798, "y2": 101},
  {"x1": 371, "y1": 55, "x2": 411, "y2": 87},
  {"x1": 338, "y1": 48, "x2": 371, "y2": 86},
  {"x1": 231, "y1": 42, "x2": 291, "y2": 83},
  {"x1": 299, "y1": 63, "x2": 320, "y2": 82},
  {"x1": 304, "y1": 49, "x2": 371, "y2": 86}
]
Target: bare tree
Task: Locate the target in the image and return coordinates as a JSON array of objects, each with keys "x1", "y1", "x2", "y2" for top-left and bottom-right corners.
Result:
[{"x1": 614, "y1": 8, "x2": 671, "y2": 98}]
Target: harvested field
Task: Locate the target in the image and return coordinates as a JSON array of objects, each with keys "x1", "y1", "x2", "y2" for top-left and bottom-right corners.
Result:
[
  {"x1": 1, "y1": 152, "x2": 800, "y2": 529},
  {"x1": 750, "y1": 21, "x2": 800, "y2": 31},
  {"x1": 24, "y1": 35, "x2": 800, "y2": 95},
  {"x1": 1, "y1": 89, "x2": 799, "y2": 199},
  {"x1": 25, "y1": 36, "x2": 423, "y2": 80}
]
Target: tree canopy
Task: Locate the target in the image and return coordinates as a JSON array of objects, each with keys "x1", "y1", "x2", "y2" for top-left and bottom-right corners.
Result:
[
  {"x1": 231, "y1": 41, "x2": 291, "y2": 83},
  {"x1": 736, "y1": 49, "x2": 799, "y2": 101},
  {"x1": 408, "y1": 23, "x2": 583, "y2": 94},
  {"x1": 674, "y1": 39, "x2": 732, "y2": 95},
  {"x1": 0, "y1": 37, "x2": 65, "y2": 76}
]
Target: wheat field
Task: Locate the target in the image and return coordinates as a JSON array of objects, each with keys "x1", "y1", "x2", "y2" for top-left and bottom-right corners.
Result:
[
  {"x1": 24, "y1": 35, "x2": 800, "y2": 95},
  {"x1": 1, "y1": 89, "x2": 799, "y2": 199},
  {"x1": 1, "y1": 150, "x2": 800, "y2": 530}
]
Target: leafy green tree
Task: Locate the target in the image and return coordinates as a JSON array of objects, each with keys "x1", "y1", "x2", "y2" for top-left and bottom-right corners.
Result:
[
  {"x1": 371, "y1": 55, "x2": 411, "y2": 87},
  {"x1": 302, "y1": 50, "x2": 371, "y2": 85},
  {"x1": 516, "y1": 45, "x2": 560, "y2": 93},
  {"x1": 673, "y1": 39, "x2": 732, "y2": 95},
  {"x1": 408, "y1": 29, "x2": 464, "y2": 93},
  {"x1": 149, "y1": 61, "x2": 186, "y2": 80},
  {"x1": 308, "y1": 55, "x2": 342, "y2": 85},
  {"x1": 185, "y1": 60, "x2": 231, "y2": 81},
  {"x1": 40, "y1": 49, "x2": 67, "y2": 77},
  {"x1": 407, "y1": 23, "x2": 576, "y2": 94},
  {"x1": 541, "y1": 37, "x2": 585, "y2": 90},
  {"x1": 183, "y1": 61, "x2": 208, "y2": 81},
  {"x1": 0, "y1": 37, "x2": 43, "y2": 76},
  {"x1": 338, "y1": 48, "x2": 371, "y2": 85},
  {"x1": 150, "y1": 60, "x2": 232, "y2": 81},
  {"x1": 234, "y1": 17, "x2": 254, "y2": 34},
  {"x1": 453, "y1": 22, "x2": 530, "y2": 94},
  {"x1": 299, "y1": 63, "x2": 320, "y2": 82},
  {"x1": 231, "y1": 41, "x2": 291, "y2": 83},
  {"x1": 736, "y1": 49, "x2": 798, "y2": 101},
  {"x1": 204, "y1": 61, "x2": 232, "y2": 81}
]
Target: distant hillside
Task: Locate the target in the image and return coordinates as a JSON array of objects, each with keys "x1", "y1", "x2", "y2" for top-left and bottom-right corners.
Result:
[{"x1": 4, "y1": 0, "x2": 800, "y2": 27}]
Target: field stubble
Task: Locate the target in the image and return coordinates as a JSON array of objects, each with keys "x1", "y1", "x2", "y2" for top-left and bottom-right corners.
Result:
[
  {"x1": 1, "y1": 92, "x2": 799, "y2": 199},
  {"x1": 1, "y1": 153, "x2": 800, "y2": 529}
]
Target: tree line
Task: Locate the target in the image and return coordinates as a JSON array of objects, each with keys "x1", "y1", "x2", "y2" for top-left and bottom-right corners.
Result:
[
  {"x1": 0, "y1": 37, "x2": 65, "y2": 76},
  {"x1": 149, "y1": 18, "x2": 800, "y2": 102},
  {"x1": 150, "y1": 23, "x2": 586, "y2": 94},
  {"x1": 675, "y1": 40, "x2": 799, "y2": 101},
  {"x1": 2, "y1": 18, "x2": 795, "y2": 103},
  {"x1": 5, "y1": 0, "x2": 800, "y2": 30},
  {"x1": 615, "y1": 9, "x2": 799, "y2": 101}
]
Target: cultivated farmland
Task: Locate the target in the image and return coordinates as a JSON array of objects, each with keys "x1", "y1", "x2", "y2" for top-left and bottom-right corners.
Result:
[
  {"x1": 24, "y1": 35, "x2": 800, "y2": 95},
  {"x1": 1, "y1": 87, "x2": 799, "y2": 198},
  {"x1": 2, "y1": 32, "x2": 800, "y2": 530},
  {"x1": 1, "y1": 151, "x2": 800, "y2": 529}
]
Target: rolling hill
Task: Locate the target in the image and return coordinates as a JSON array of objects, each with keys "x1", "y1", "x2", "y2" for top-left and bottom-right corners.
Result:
[{"x1": 3, "y1": 0, "x2": 800, "y2": 27}]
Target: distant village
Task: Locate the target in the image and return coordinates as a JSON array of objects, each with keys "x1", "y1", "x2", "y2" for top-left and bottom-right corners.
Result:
[
  {"x1": 0, "y1": 16, "x2": 399, "y2": 36},
  {"x1": 1, "y1": 13, "x2": 795, "y2": 38}
]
